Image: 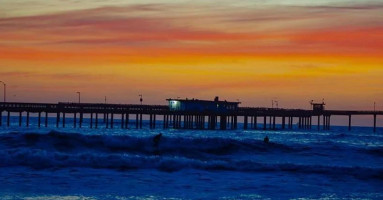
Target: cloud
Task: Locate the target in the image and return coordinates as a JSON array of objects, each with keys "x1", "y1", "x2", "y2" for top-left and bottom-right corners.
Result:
[
  {"x1": 0, "y1": 70, "x2": 117, "y2": 80},
  {"x1": 0, "y1": 2, "x2": 382, "y2": 58}
]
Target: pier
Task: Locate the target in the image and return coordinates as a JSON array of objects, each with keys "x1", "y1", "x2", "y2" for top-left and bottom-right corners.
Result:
[{"x1": 0, "y1": 102, "x2": 382, "y2": 132}]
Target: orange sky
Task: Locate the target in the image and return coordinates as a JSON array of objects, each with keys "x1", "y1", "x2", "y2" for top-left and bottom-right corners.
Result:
[{"x1": 0, "y1": 1, "x2": 383, "y2": 111}]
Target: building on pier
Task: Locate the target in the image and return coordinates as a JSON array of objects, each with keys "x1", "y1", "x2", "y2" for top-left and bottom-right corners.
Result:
[
  {"x1": 311, "y1": 101, "x2": 325, "y2": 112},
  {"x1": 167, "y1": 96, "x2": 240, "y2": 113}
]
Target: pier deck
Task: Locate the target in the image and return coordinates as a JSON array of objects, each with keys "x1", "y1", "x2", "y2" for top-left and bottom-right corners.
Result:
[{"x1": 0, "y1": 102, "x2": 382, "y2": 132}]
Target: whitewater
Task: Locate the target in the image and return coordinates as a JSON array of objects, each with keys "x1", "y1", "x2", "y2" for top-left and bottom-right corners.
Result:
[{"x1": 0, "y1": 117, "x2": 382, "y2": 199}]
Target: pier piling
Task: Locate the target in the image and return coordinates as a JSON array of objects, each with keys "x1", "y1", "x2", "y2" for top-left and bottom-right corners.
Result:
[
  {"x1": 26, "y1": 112, "x2": 29, "y2": 127},
  {"x1": 45, "y1": 112, "x2": 48, "y2": 127},
  {"x1": 38, "y1": 112, "x2": 41, "y2": 127}
]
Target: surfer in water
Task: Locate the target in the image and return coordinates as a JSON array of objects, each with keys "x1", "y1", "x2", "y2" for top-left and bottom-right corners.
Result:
[
  {"x1": 264, "y1": 135, "x2": 269, "y2": 144},
  {"x1": 153, "y1": 133, "x2": 162, "y2": 155},
  {"x1": 153, "y1": 133, "x2": 162, "y2": 147}
]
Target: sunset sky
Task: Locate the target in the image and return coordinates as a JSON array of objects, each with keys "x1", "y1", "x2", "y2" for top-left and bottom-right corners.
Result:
[{"x1": 1, "y1": 0, "x2": 382, "y2": 111}]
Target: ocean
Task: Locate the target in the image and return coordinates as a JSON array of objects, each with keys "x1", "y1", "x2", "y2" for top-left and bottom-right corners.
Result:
[{"x1": 0, "y1": 116, "x2": 382, "y2": 200}]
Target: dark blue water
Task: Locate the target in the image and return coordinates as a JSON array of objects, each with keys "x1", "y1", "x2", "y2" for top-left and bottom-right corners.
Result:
[{"x1": 0, "y1": 117, "x2": 382, "y2": 199}]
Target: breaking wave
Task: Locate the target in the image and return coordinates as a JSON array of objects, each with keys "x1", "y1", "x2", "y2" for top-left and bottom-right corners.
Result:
[{"x1": 0, "y1": 131, "x2": 382, "y2": 180}]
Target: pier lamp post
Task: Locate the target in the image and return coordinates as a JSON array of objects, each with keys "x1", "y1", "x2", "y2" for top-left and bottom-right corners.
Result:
[
  {"x1": 0, "y1": 81, "x2": 5, "y2": 102},
  {"x1": 105, "y1": 96, "x2": 107, "y2": 104},
  {"x1": 76, "y1": 92, "x2": 81, "y2": 103},
  {"x1": 139, "y1": 94, "x2": 143, "y2": 105},
  {"x1": 374, "y1": 102, "x2": 376, "y2": 112}
]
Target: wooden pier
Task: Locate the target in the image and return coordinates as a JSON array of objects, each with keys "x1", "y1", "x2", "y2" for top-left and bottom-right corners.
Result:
[{"x1": 0, "y1": 102, "x2": 381, "y2": 132}]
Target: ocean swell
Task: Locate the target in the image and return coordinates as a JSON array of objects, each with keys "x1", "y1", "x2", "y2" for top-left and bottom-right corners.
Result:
[{"x1": 0, "y1": 131, "x2": 382, "y2": 180}]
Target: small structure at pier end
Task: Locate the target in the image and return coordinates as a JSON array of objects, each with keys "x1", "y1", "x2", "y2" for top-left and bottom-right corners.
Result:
[
  {"x1": 311, "y1": 101, "x2": 325, "y2": 112},
  {"x1": 167, "y1": 96, "x2": 240, "y2": 113}
]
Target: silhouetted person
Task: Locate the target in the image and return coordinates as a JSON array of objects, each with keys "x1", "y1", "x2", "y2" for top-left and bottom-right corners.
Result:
[
  {"x1": 153, "y1": 133, "x2": 162, "y2": 156},
  {"x1": 264, "y1": 136, "x2": 269, "y2": 144},
  {"x1": 153, "y1": 133, "x2": 162, "y2": 147}
]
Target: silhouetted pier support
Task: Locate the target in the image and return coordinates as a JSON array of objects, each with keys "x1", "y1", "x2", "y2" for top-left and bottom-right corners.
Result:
[
  {"x1": 18, "y1": 112, "x2": 22, "y2": 127},
  {"x1": 220, "y1": 115, "x2": 227, "y2": 130},
  {"x1": 272, "y1": 116, "x2": 276, "y2": 130},
  {"x1": 62, "y1": 113, "x2": 66, "y2": 128},
  {"x1": 105, "y1": 113, "x2": 109, "y2": 128},
  {"x1": 136, "y1": 114, "x2": 139, "y2": 128},
  {"x1": 374, "y1": 114, "x2": 377, "y2": 132},
  {"x1": 95, "y1": 113, "x2": 99, "y2": 128},
  {"x1": 244, "y1": 116, "x2": 248, "y2": 130},
  {"x1": 263, "y1": 116, "x2": 267, "y2": 130},
  {"x1": 26, "y1": 112, "x2": 30, "y2": 127},
  {"x1": 110, "y1": 113, "x2": 114, "y2": 129},
  {"x1": 38, "y1": 112, "x2": 41, "y2": 128},
  {"x1": 7, "y1": 111, "x2": 10, "y2": 127},
  {"x1": 348, "y1": 115, "x2": 352, "y2": 131},
  {"x1": 90, "y1": 113, "x2": 93, "y2": 128},
  {"x1": 74, "y1": 113, "x2": 77, "y2": 128},
  {"x1": 45, "y1": 112, "x2": 48, "y2": 127},
  {"x1": 196, "y1": 115, "x2": 205, "y2": 129},
  {"x1": 288, "y1": 117, "x2": 292, "y2": 129},
  {"x1": 323, "y1": 115, "x2": 331, "y2": 130},
  {"x1": 208, "y1": 115, "x2": 217, "y2": 130},
  {"x1": 79, "y1": 112, "x2": 83, "y2": 128},
  {"x1": 252, "y1": 116, "x2": 258, "y2": 129},
  {"x1": 234, "y1": 116, "x2": 237, "y2": 129},
  {"x1": 125, "y1": 113, "x2": 129, "y2": 129},
  {"x1": 56, "y1": 112, "x2": 60, "y2": 128}
]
